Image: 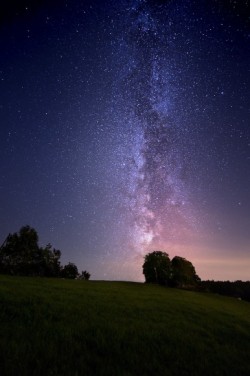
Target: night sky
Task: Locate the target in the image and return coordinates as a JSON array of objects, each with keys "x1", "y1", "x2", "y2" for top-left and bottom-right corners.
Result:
[{"x1": 0, "y1": 0, "x2": 249, "y2": 281}]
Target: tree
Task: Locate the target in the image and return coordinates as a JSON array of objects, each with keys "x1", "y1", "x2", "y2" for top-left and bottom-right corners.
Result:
[
  {"x1": 142, "y1": 251, "x2": 171, "y2": 285},
  {"x1": 0, "y1": 226, "x2": 62, "y2": 277},
  {"x1": 170, "y1": 256, "x2": 200, "y2": 288},
  {"x1": 0, "y1": 226, "x2": 40, "y2": 275},
  {"x1": 37, "y1": 243, "x2": 61, "y2": 277},
  {"x1": 61, "y1": 262, "x2": 79, "y2": 279},
  {"x1": 0, "y1": 226, "x2": 89, "y2": 280},
  {"x1": 79, "y1": 270, "x2": 91, "y2": 280}
]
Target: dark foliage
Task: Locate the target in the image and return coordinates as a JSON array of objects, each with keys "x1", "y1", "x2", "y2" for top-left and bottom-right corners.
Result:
[
  {"x1": 143, "y1": 251, "x2": 171, "y2": 285},
  {"x1": 200, "y1": 280, "x2": 250, "y2": 302},
  {"x1": 61, "y1": 262, "x2": 79, "y2": 279},
  {"x1": 170, "y1": 256, "x2": 200, "y2": 288},
  {"x1": 143, "y1": 251, "x2": 200, "y2": 288},
  {"x1": 143, "y1": 252, "x2": 249, "y2": 300},
  {"x1": 0, "y1": 226, "x2": 61, "y2": 277},
  {"x1": 0, "y1": 226, "x2": 89, "y2": 279},
  {"x1": 79, "y1": 270, "x2": 91, "y2": 280}
]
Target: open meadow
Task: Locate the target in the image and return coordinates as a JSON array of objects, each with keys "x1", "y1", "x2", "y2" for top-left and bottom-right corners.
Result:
[{"x1": 0, "y1": 275, "x2": 249, "y2": 376}]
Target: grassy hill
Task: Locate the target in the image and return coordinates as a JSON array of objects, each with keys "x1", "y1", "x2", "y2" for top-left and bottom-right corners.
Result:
[{"x1": 0, "y1": 275, "x2": 249, "y2": 376}]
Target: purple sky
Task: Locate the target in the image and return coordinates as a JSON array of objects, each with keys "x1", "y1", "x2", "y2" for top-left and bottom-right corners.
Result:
[{"x1": 0, "y1": 0, "x2": 249, "y2": 281}]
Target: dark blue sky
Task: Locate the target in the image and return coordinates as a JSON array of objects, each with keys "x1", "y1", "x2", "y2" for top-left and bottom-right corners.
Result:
[{"x1": 0, "y1": 0, "x2": 249, "y2": 281}]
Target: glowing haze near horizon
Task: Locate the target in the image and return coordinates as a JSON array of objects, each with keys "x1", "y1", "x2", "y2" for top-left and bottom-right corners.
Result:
[{"x1": 0, "y1": 0, "x2": 249, "y2": 281}]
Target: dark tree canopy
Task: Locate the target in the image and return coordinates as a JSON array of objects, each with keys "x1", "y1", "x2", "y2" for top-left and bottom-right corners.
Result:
[
  {"x1": 61, "y1": 262, "x2": 79, "y2": 279},
  {"x1": 79, "y1": 270, "x2": 91, "y2": 280},
  {"x1": 0, "y1": 226, "x2": 89, "y2": 279},
  {"x1": 142, "y1": 251, "x2": 200, "y2": 288},
  {"x1": 0, "y1": 226, "x2": 62, "y2": 277},
  {"x1": 143, "y1": 251, "x2": 171, "y2": 285},
  {"x1": 200, "y1": 280, "x2": 250, "y2": 302},
  {"x1": 0, "y1": 226, "x2": 41, "y2": 276},
  {"x1": 40, "y1": 243, "x2": 62, "y2": 277},
  {"x1": 171, "y1": 256, "x2": 200, "y2": 288}
]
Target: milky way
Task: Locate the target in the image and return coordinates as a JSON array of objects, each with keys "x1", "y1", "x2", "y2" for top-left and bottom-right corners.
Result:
[
  {"x1": 111, "y1": 1, "x2": 200, "y2": 254},
  {"x1": 0, "y1": 0, "x2": 249, "y2": 280}
]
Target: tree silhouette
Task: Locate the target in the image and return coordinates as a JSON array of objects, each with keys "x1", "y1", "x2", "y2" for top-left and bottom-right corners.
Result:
[
  {"x1": 61, "y1": 262, "x2": 79, "y2": 279},
  {"x1": 143, "y1": 251, "x2": 171, "y2": 285},
  {"x1": 171, "y1": 256, "x2": 200, "y2": 288},
  {"x1": 0, "y1": 226, "x2": 40, "y2": 275},
  {"x1": 37, "y1": 243, "x2": 61, "y2": 277},
  {"x1": 0, "y1": 226, "x2": 85, "y2": 279},
  {"x1": 79, "y1": 270, "x2": 91, "y2": 280},
  {"x1": 142, "y1": 251, "x2": 200, "y2": 288}
]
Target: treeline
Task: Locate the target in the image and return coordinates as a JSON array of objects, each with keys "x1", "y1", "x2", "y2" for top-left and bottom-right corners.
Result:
[
  {"x1": 143, "y1": 251, "x2": 250, "y2": 302},
  {"x1": 143, "y1": 251, "x2": 200, "y2": 288},
  {"x1": 200, "y1": 280, "x2": 250, "y2": 302},
  {"x1": 0, "y1": 226, "x2": 90, "y2": 280}
]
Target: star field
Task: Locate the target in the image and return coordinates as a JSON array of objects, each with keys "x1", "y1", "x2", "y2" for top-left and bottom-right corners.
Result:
[{"x1": 0, "y1": 0, "x2": 249, "y2": 281}]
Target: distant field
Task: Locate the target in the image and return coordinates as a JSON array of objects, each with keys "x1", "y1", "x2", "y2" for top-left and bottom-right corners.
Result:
[{"x1": 0, "y1": 276, "x2": 249, "y2": 376}]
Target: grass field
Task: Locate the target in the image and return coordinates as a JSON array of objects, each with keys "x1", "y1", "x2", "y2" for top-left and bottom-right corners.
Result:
[{"x1": 0, "y1": 275, "x2": 249, "y2": 376}]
